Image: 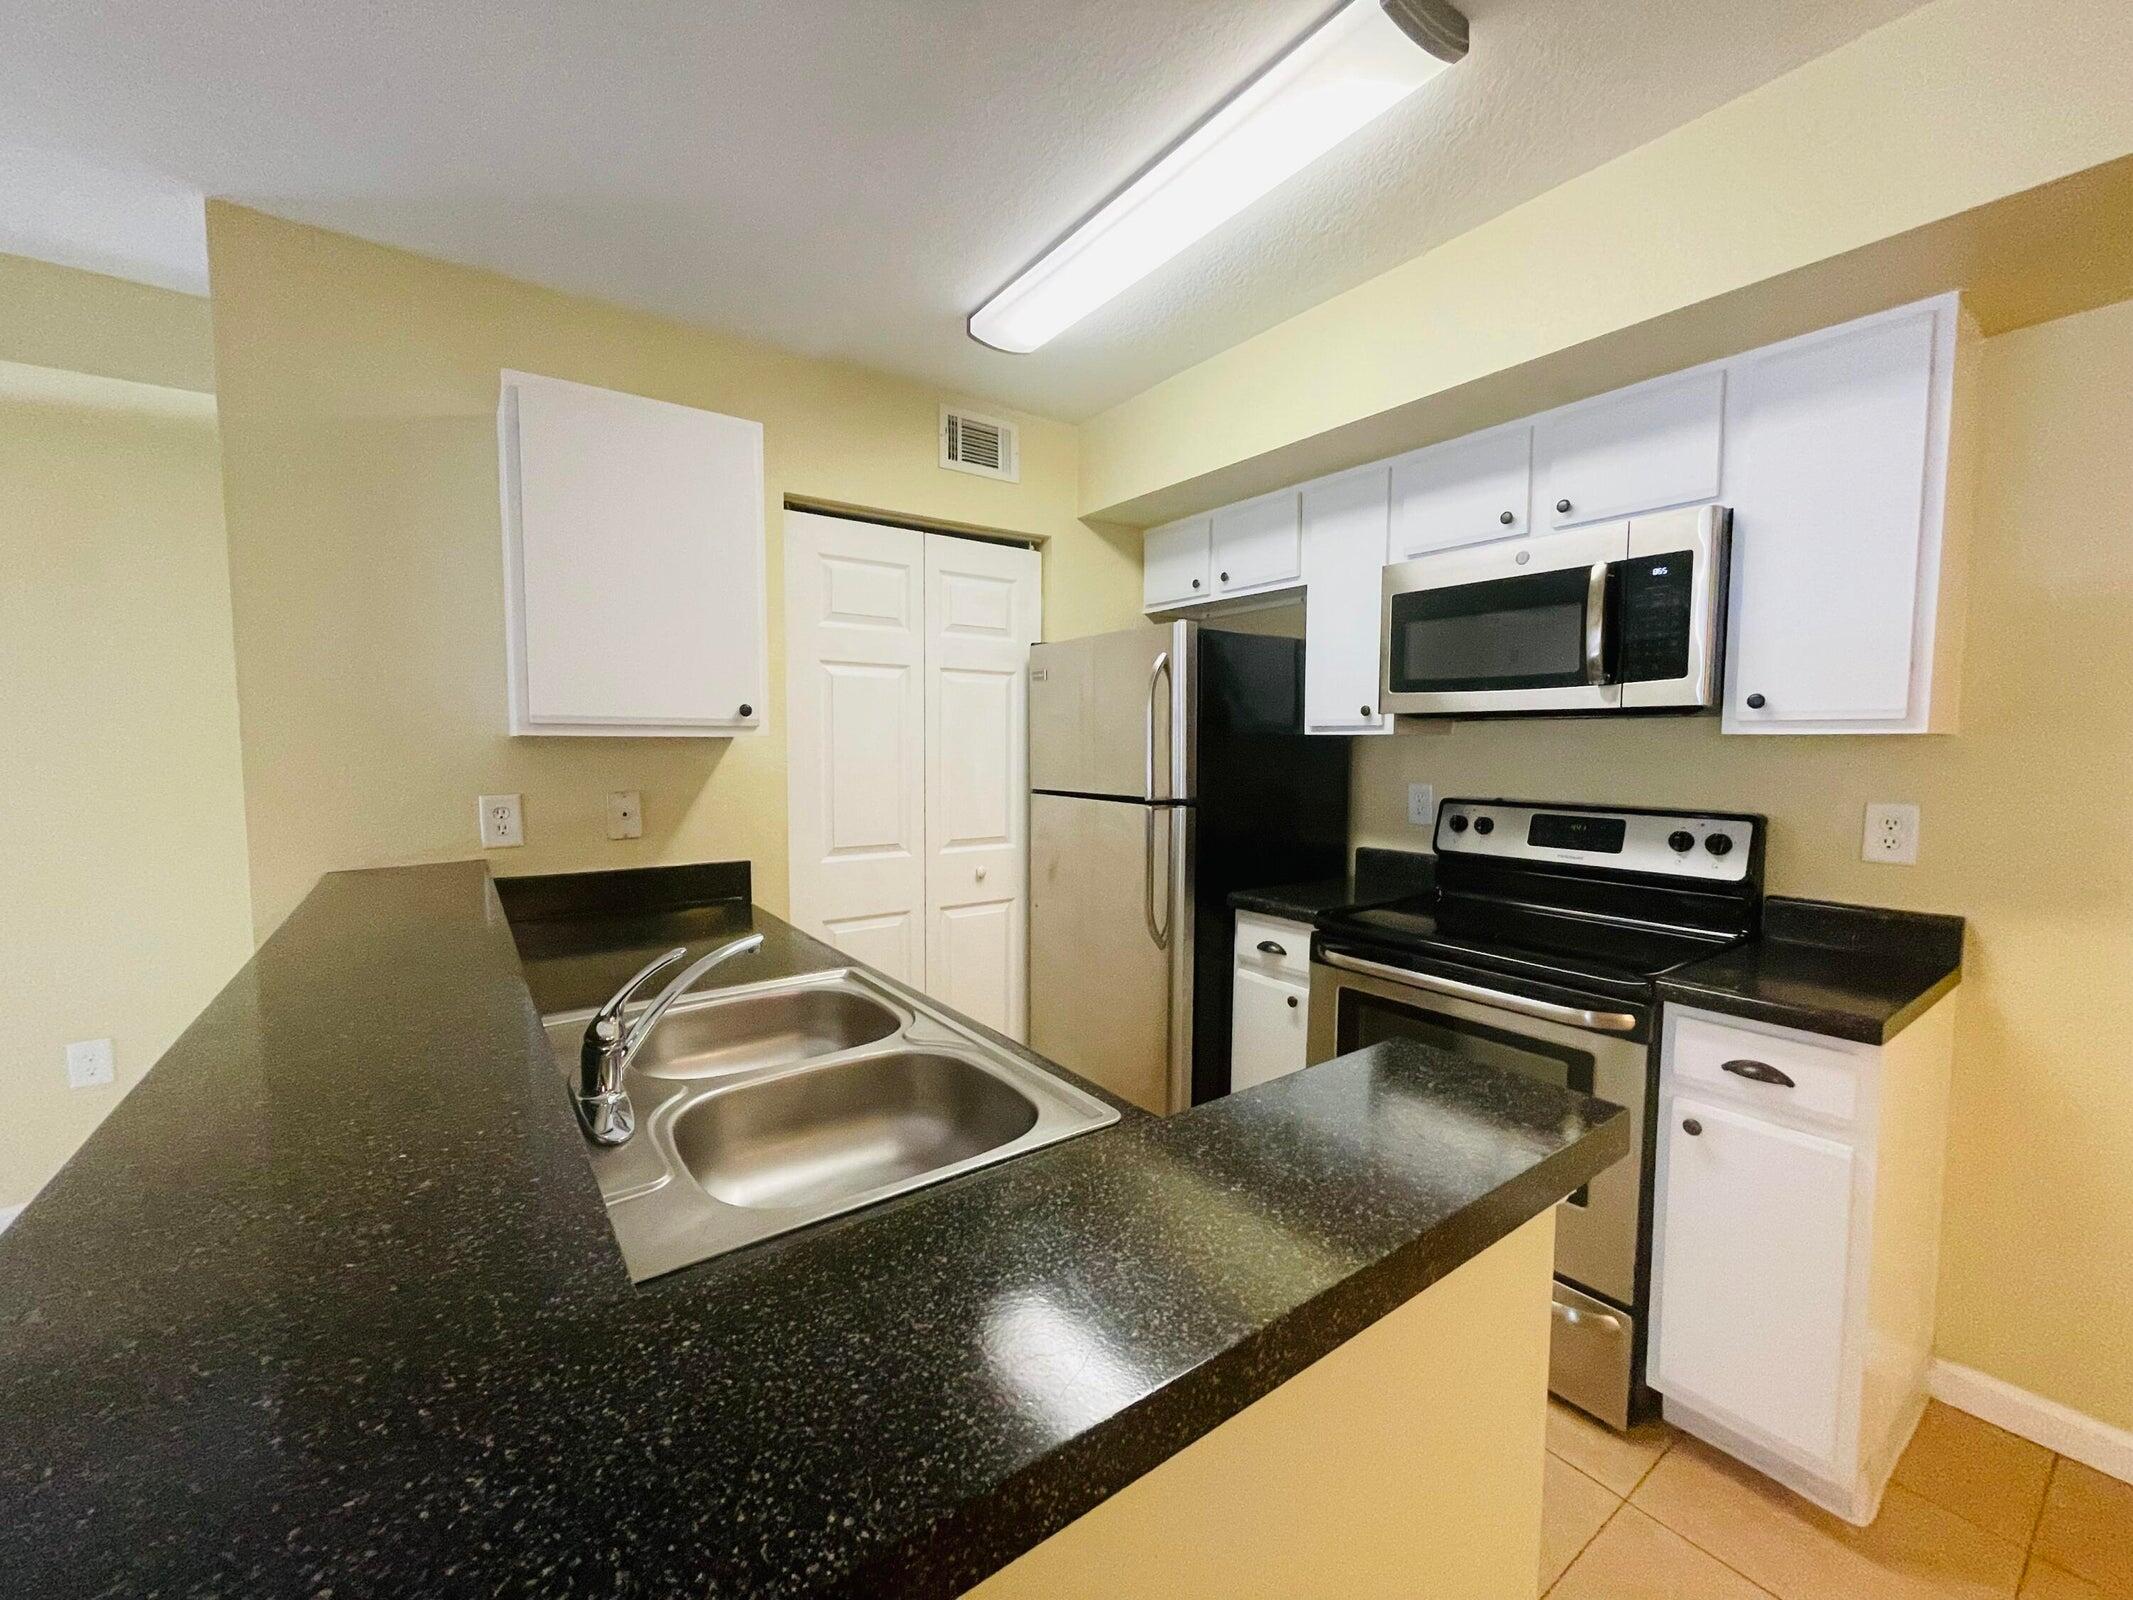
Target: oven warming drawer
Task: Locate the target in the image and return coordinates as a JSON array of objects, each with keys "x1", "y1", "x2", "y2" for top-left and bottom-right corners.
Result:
[{"x1": 1552, "y1": 1281, "x2": 1638, "y2": 1431}]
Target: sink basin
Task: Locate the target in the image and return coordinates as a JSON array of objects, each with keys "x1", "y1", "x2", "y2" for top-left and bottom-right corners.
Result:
[
  {"x1": 543, "y1": 968, "x2": 1117, "y2": 1280},
  {"x1": 673, "y1": 1051, "x2": 1040, "y2": 1210},
  {"x1": 631, "y1": 985, "x2": 900, "y2": 1080}
]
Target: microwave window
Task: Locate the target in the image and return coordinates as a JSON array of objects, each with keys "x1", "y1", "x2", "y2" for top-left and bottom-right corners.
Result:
[{"x1": 1401, "y1": 601, "x2": 1583, "y2": 683}]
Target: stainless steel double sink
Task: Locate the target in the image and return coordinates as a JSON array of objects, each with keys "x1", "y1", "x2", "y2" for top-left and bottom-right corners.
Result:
[{"x1": 543, "y1": 968, "x2": 1119, "y2": 1281}]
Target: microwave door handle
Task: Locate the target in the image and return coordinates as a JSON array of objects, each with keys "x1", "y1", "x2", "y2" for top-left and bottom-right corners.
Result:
[{"x1": 1584, "y1": 562, "x2": 1609, "y2": 685}]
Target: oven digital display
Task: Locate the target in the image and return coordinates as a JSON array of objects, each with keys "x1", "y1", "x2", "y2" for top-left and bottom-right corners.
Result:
[{"x1": 1528, "y1": 813, "x2": 1627, "y2": 853}]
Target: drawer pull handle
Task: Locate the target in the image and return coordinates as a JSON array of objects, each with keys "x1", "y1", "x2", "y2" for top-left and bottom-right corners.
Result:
[
  {"x1": 1722, "y1": 1058, "x2": 1796, "y2": 1088},
  {"x1": 1256, "y1": 940, "x2": 1287, "y2": 956}
]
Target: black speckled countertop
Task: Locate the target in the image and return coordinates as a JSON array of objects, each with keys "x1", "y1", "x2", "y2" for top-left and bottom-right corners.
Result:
[
  {"x1": 0, "y1": 859, "x2": 1625, "y2": 1599},
  {"x1": 1227, "y1": 846, "x2": 1435, "y2": 923},
  {"x1": 1658, "y1": 896, "x2": 1965, "y2": 1044}
]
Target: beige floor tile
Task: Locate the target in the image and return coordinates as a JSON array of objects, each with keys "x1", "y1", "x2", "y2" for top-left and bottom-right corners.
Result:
[
  {"x1": 1543, "y1": 1454, "x2": 1623, "y2": 1594},
  {"x1": 2032, "y1": 1458, "x2": 2133, "y2": 1597},
  {"x1": 1547, "y1": 1504, "x2": 1776, "y2": 1598},
  {"x1": 1892, "y1": 1400, "x2": 2055, "y2": 1544},
  {"x1": 1629, "y1": 1436, "x2": 2026, "y2": 1599},
  {"x1": 2021, "y1": 1557, "x2": 2116, "y2": 1600},
  {"x1": 1548, "y1": 1399, "x2": 1678, "y2": 1497}
]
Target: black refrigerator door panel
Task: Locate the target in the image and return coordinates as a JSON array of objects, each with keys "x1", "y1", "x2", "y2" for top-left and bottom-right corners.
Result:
[{"x1": 1190, "y1": 631, "x2": 1351, "y2": 1103}]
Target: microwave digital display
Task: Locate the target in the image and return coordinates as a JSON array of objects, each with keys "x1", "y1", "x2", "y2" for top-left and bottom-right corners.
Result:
[{"x1": 1528, "y1": 813, "x2": 1627, "y2": 853}]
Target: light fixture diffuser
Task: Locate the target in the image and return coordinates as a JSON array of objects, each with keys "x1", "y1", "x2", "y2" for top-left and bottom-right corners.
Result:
[{"x1": 968, "y1": 0, "x2": 1468, "y2": 354}]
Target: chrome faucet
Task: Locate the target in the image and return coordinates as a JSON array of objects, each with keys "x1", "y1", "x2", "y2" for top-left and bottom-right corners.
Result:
[{"x1": 575, "y1": 934, "x2": 765, "y2": 1145}]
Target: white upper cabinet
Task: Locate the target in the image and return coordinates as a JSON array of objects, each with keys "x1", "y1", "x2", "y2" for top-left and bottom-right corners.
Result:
[
  {"x1": 499, "y1": 371, "x2": 765, "y2": 737},
  {"x1": 1211, "y1": 489, "x2": 1303, "y2": 597},
  {"x1": 1143, "y1": 515, "x2": 1212, "y2": 611},
  {"x1": 1722, "y1": 303, "x2": 1956, "y2": 734},
  {"x1": 1389, "y1": 423, "x2": 1532, "y2": 560},
  {"x1": 1301, "y1": 467, "x2": 1392, "y2": 735},
  {"x1": 1535, "y1": 366, "x2": 1725, "y2": 529}
]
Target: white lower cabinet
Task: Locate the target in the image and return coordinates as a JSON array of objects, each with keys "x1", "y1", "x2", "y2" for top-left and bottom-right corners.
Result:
[
  {"x1": 1231, "y1": 913, "x2": 1312, "y2": 1092},
  {"x1": 1650, "y1": 1000, "x2": 1957, "y2": 1525}
]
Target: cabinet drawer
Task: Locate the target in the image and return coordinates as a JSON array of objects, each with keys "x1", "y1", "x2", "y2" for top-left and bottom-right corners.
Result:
[
  {"x1": 1667, "y1": 1008, "x2": 1865, "y2": 1125},
  {"x1": 1235, "y1": 911, "x2": 1311, "y2": 981}
]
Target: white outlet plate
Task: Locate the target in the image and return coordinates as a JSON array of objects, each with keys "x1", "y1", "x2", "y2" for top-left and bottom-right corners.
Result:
[
  {"x1": 478, "y1": 793, "x2": 524, "y2": 848},
  {"x1": 1407, "y1": 783, "x2": 1436, "y2": 828},
  {"x1": 66, "y1": 1038, "x2": 115, "y2": 1089},
  {"x1": 1863, "y1": 801, "x2": 1920, "y2": 864},
  {"x1": 607, "y1": 790, "x2": 643, "y2": 841}
]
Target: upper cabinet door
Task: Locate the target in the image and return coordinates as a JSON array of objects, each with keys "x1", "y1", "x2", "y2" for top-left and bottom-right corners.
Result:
[
  {"x1": 1388, "y1": 424, "x2": 1532, "y2": 560},
  {"x1": 1722, "y1": 308, "x2": 1939, "y2": 732},
  {"x1": 501, "y1": 371, "x2": 765, "y2": 736},
  {"x1": 1536, "y1": 367, "x2": 1725, "y2": 529},
  {"x1": 1302, "y1": 467, "x2": 1392, "y2": 735},
  {"x1": 1143, "y1": 515, "x2": 1212, "y2": 611},
  {"x1": 1211, "y1": 489, "x2": 1302, "y2": 596}
]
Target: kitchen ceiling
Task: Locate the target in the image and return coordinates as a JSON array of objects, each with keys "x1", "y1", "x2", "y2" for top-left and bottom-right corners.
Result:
[{"x1": 0, "y1": 0, "x2": 1922, "y2": 421}]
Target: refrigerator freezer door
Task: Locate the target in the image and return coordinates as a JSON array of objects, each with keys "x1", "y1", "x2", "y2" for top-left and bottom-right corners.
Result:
[
  {"x1": 1029, "y1": 622, "x2": 1194, "y2": 801},
  {"x1": 1028, "y1": 792, "x2": 1192, "y2": 1114}
]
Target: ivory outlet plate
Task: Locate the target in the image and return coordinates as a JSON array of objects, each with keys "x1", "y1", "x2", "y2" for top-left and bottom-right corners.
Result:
[
  {"x1": 607, "y1": 790, "x2": 642, "y2": 840},
  {"x1": 1863, "y1": 802, "x2": 1919, "y2": 864},
  {"x1": 478, "y1": 793, "x2": 524, "y2": 848}
]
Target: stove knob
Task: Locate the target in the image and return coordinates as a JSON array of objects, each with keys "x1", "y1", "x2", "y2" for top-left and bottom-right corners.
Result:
[
  {"x1": 1448, "y1": 814, "x2": 1470, "y2": 833},
  {"x1": 1667, "y1": 830, "x2": 1695, "y2": 854},
  {"x1": 1473, "y1": 816, "x2": 1495, "y2": 836},
  {"x1": 1705, "y1": 832, "x2": 1735, "y2": 857}
]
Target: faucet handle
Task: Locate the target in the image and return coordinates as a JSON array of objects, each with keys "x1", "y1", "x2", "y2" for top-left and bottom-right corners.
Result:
[{"x1": 589, "y1": 947, "x2": 688, "y2": 1039}]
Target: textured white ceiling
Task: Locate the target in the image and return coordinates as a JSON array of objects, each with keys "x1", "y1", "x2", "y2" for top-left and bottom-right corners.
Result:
[{"x1": 0, "y1": 0, "x2": 1921, "y2": 419}]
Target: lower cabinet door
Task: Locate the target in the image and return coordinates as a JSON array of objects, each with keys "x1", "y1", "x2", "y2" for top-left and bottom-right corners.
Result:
[
  {"x1": 1230, "y1": 965, "x2": 1308, "y2": 1092},
  {"x1": 1653, "y1": 1095, "x2": 1855, "y2": 1470}
]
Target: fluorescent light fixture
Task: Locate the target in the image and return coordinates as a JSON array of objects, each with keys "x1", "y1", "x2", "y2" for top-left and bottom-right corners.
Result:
[{"x1": 968, "y1": 0, "x2": 1468, "y2": 354}]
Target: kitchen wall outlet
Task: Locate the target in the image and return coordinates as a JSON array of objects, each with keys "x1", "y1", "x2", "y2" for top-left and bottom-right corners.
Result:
[
  {"x1": 607, "y1": 790, "x2": 643, "y2": 841},
  {"x1": 1862, "y1": 802, "x2": 1920, "y2": 864},
  {"x1": 478, "y1": 793, "x2": 524, "y2": 849},
  {"x1": 66, "y1": 1038, "x2": 115, "y2": 1090},
  {"x1": 1407, "y1": 783, "x2": 1436, "y2": 828}
]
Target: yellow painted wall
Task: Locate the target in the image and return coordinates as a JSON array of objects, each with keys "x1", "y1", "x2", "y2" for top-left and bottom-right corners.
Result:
[
  {"x1": 1349, "y1": 296, "x2": 2133, "y2": 1432},
  {"x1": 1078, "y1": 0, "x2": 2133, "y2": 522},
  {"x1": 204, "y1": 205, "x2": 1141, "y2": 936},
  {"x1": 0, "y1": 374, "x2": 252, "y2": 1210},
  {"x1": 0, "y1": 251, "x2": 216, "y2": 395}
]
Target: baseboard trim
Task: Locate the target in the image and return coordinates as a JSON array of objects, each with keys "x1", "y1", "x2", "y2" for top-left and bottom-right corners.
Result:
[
  {"x1": 1931, "y1": 1359, "x2": 2133, "y2": 1486},
  {"x1": 0, "y1": 1204, "x2": 22, "y2": 1234}
]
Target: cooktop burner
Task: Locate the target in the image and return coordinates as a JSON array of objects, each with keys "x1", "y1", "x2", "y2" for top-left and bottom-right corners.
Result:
[{"x1": 1318, "y1": 799, "x2": 1764, "y2": 1003}]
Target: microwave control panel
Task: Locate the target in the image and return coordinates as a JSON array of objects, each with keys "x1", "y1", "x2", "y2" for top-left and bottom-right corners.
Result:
[{"x1": 1615, "y1": 550, "x2": 1695, "y2": 684}]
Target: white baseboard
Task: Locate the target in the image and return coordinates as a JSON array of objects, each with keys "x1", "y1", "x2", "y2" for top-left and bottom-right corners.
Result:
[
  {"x1": 0, "y1": 1204, "x2": 22, "y2": 1234},
  {"x1": 1931, "y1": 1359, "x2": 2133, "y2": 1486}
]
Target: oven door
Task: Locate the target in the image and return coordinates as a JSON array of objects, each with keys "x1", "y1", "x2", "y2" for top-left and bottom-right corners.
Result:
[
  {"x1": 1379, "y1": 525, "x2": 1628, "y2": 717},
  {"x1": 1307, "y1": 948, "x2": 1646, "y2": 1308}
]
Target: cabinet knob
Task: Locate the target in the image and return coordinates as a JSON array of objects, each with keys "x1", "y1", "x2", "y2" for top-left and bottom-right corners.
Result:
[
  {"x1": 1191, "y1": 578, "x2": 1201, "y2": 589},
  {"x1": 1219, "y1": 571, "x2": 1230, "y2": 583},
  {"x1": 1682, "y1": 1118, "x2": 1703, "y2": 1137},
  {"x1": 1360, "y1": 705, "x2": 1372, "y2": 718},
  {"x1": 975, "y1": 866, "x2": 988, "y2": 881},
  {"x1": 738, "y1": 703, "x2": 753, "y2": 718},
  {"x1": 1286, "y1": 995, "x2": 1299, "y2": 1009},
  {"x1": 1499, "y1": 510, "x2": 1515, "y2": 525},
  {"x1": 1555, "y1": 498, "x2": 1572, "y2": 514},
  {"x1": 1745, "y1": 693, "x2": 1766, "y2": 710}
]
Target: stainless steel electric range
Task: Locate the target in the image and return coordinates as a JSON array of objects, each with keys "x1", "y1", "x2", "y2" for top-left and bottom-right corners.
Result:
[{"x1": 1308, "y1": 798, "x2": 1763, "y2": 1428}]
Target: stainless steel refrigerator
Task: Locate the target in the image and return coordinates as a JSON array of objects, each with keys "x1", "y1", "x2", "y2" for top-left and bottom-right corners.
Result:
[{"x1": 1027, "y1": 622, "x2": 1351, "y2": 1114}]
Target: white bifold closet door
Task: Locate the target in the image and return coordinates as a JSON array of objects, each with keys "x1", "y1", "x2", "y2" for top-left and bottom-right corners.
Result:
[{"x1": 784, "y1": 509, "x2": 1039, "y2": 1040}]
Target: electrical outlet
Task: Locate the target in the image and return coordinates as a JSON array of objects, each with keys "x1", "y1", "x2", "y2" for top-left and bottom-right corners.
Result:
[
  {"x1": 478, "y1": 793, "x2": 524, "y2": 848},
  {"x1": 1407, "y1": 783, "x2": 1436, "y2": 828},
  {"x1": 66, "y1": 1038, "x2": 114, "y2": 1090},
  {"x1": 1862, "y1": 802, "x2": 1920, "y2": 864},
  {"x1": 607, "y1": 790, "x2": 643, "y2": 841}
]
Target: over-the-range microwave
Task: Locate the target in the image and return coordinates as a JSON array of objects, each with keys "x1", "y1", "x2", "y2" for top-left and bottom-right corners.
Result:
[{"x1": 1379, "y1": 504, "x2": 1731, "y2": 717}]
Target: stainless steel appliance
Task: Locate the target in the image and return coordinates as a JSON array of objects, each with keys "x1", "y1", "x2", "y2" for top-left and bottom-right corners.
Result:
[
  {"x1": 1308, "y1": 798, "x2": 1763, "y2": 1427},
  {"x1": 1380, "y1": 504, "x2": 1731, "y2": 717},
  {"x1": 1028, "y1": 623, "x2": 1349, "y2": 1114}
]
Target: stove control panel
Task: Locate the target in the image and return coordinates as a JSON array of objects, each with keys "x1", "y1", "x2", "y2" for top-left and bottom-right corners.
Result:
[{"x1": 1435, "y1": 800, "x2": 1755, "y2": 883}]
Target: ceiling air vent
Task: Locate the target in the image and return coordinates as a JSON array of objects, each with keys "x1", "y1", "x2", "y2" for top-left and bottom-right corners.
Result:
[{"x1": 940, "y1": 405, "x2": 1019, "y2": 482}]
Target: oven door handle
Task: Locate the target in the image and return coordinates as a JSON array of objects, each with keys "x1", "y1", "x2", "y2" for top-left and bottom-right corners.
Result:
[{"x1": 1317, "y1": 949, "x2": 1641, "y2": 1034}]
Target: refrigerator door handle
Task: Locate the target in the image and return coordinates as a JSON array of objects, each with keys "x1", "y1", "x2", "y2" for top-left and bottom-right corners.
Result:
[
  {"x1": 1143, "y1": 805, "x2": 1169, "y2": 949},
  {"x1": 1142, "y1": 649, "x2": 1171, "y2": 802}
]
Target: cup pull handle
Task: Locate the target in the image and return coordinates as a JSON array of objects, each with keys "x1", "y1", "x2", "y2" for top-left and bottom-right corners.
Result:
[
  {"x1": 1256, "y1": 940, "x2": 1286, "y2": 956},
  {"x1": 1722, "y1": 1059, "x2": 1796, "y2": 1088}
]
